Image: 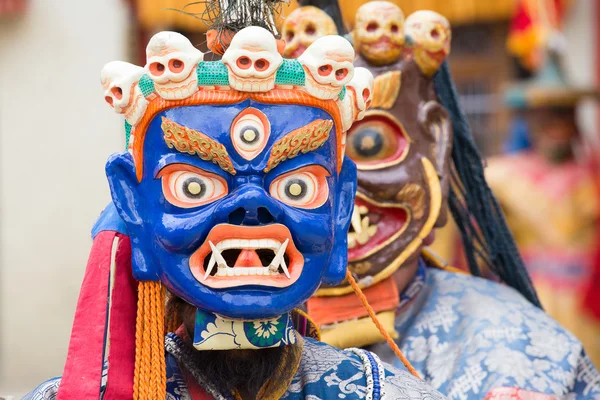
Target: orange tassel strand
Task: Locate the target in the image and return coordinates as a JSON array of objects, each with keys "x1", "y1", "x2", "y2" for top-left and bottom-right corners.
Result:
[
  {"x1": 346, "y1": 270, "x2": 422, "y2": 379},
  {"x1": 133, "y1": 281, "x2": 167, "y2": 399}
]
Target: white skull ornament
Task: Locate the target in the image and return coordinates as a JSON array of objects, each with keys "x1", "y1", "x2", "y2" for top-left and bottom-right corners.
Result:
[
  {"x1": 101, "y1": 61, "x2": 148, "y2": 126},
  {"x1": 221, "y1": 26, "x2": 283, "y2": 92},
  {"x1": 405, "y1": 11, "x2": 451, "y2": 76},
  {"x1": 342, "y1": 67, "x2": 374, "y2": 131},
  {"x1": 145, "y1": 31, "x2": 204, "y2": 100},
  {"x1": 298, "y1": 35, "x2": 355, "y2": 100},
  {"x1": 282, "y1": 6, "x2": 338, "y2": 58},
  {"x1": 353, "y1": 1, "x2": 405, "y2": 66}
]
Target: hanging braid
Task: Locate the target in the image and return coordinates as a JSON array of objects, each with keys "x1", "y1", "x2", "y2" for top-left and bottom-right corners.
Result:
[
  {"x1": 433, "y1": 62, "x2": 542, "y2": 308},
  {"x1": 133, "y1": 281, "x2": 167, "y2": 400}
]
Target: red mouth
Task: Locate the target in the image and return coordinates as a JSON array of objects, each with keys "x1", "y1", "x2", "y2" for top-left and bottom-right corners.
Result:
[
  {"x1": 190, "y1": 224, "x2": 304, "y2": 289},
  {"x1": 289, "y1": 44, "x2": 307, "y2": 59},
  {"x1": 348, "y1": 196, "x2": 408, "y2": 261},
  {"x1": 366, "y1": 36, "x2": 402, "y2": 53},
  {"x1": 426, "y1": 48, "x2": 448, "y2": 64}
]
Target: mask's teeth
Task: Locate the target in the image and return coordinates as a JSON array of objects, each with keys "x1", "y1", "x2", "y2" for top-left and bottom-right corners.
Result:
[
  {"x1": 209, "y1": 241, "x2": 228, "y2": 269},
  {"x1": 279, "y1": 252, "x2": 291, "y2": 279},
  {"x1": 351, "y1": 207, "x2": 363, "y2": 234},
  {"x1": 269, "y1": 238, "x2": 290, "y2": 279},
  {"x1": 367, "y1": 225, "x2": 377, "y2": 237},
  {"x1": 356, "y1": 216, "x2": 372, "y2": 245},
  {"x1": 204, "y1": 253, "x2": 217, "y2": 281},
  {"x1": 348, "y1": 233, "x2": 357, "y2": 249}
]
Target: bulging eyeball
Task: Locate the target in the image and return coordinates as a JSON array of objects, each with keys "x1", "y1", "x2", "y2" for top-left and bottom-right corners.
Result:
[
  {"x1": 101, "y1": 61, "x2": 148, "y2": 126},
  {"x1": 298, "y1": 35, "x2": 355, "y2": 100},
  {"x1": 405, "y1": 10, "x2": 451, "y2": 76},
  {"x1": 145, "y1": 31, "x2": 204, "y2": 100},
  {"x1": 221, "y1": 26, "x2": 283, "y2": 92},
  {"x1": 353, "y1": 1, "x2": 405, "y2": 66},
  {"x1": 282, "y1": 6, "x2": 338, "y2": 59}
]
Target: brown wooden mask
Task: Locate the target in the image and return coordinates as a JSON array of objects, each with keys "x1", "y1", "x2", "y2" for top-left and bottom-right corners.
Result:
[{"x1": 318, "y1": 7, "x2": 453, "y2": 296}]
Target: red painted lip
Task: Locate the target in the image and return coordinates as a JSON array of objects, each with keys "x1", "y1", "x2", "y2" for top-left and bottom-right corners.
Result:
[
  {"x1": 426, "y1": 48, "x2": 448, "y2": 64},
  {"x1": 366, "y1": 36, "x2": 402, "y2": 53},
  {"x1": 348, "y1": 197, "x2": 408, "y2": 261},
  {"x1": 289, "y1": 44, "x2": 307, "y2": 59},
  {"x1": 189, "y1": 224, "x2": 304, "y2": 289}
]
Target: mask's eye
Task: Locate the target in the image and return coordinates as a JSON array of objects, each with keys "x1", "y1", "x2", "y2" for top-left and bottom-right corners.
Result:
[
  {"x1": 345, "y1": 113, "x2": 409, "y2": 169},
  {"x1": 270, "y1": 165, "x2": 330, "y2": 209},
  {"x1": 159, "y1": 164, "x2": 228, "y2": 208},
  {"x1": 231, "y1": 108, "x2": 270, "y2": 160}
]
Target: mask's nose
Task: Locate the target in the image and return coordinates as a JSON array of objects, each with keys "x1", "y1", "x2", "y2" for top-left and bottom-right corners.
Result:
[
  {"x1": 228, "y1": 204, "x2": 276, "y2": 225},
  {"x1": 221, "y1": 177, "x2": 281, "y2": 226}
]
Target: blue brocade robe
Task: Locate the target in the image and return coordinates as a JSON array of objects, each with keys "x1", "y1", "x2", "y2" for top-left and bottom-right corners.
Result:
[
  {"x1": 24, "y1": 337, "x2": 444, "y2": 400},
  {"x1": 369, "y1": 260, "x2": 600, "y2": 399}
]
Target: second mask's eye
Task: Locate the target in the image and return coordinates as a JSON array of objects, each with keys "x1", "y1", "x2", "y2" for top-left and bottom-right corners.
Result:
[
  {"x1": 231, "y1": 108, "x2": 271, "y2": 160},
  {"x1": 270, "y1": 165, "x2": 330, "y2": 209},
  {"x1": 345, "y1": 113, "x2": 410, "y2": 169},
  {"x1": 160, "y1": 164, "x2": 228, "y2": 208}
]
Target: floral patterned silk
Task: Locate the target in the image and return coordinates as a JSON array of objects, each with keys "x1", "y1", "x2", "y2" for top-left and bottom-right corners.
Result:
[
  {"x1": 24, "y1": 337, "x2": 445, "y2": 399},
  {"x1": 192, "y1": 309, "x2": 297, "y2": 350},
  {"x1": 369, "y1": 261, "x2": 600, "y2": 399}
]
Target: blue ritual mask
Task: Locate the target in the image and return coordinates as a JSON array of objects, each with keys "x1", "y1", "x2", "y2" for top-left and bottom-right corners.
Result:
[{"x1": 106, "y1": 101, "x2": 357, "y2": 319}]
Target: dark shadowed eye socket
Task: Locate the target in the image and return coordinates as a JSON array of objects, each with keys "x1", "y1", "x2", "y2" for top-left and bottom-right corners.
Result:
[
  {"x1": 367, "y1": 22, "x2": 379, "y2": 32},
  {"x1": 345, "y1": 114, "x2": 409, "y2": 169}
]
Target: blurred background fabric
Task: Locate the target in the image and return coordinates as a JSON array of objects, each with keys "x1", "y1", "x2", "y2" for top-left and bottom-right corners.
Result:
[
  {"x1": 0, "y1": 0, "x2": 598, "y2": 397},
  {"x1": 0, "y1": 0, "x2": 27, "y2": 15}
]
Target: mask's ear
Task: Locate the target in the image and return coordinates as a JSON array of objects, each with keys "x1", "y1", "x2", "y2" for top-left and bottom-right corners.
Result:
[
  {"x1": 105, "y1": 152, "x2": 159, "y2": 280},
  {"x1": 323, "y1": 156, "x2": 357, "y2": 285},
  {"x1": 419, "y1": 100, "x2": 453, "y2": 201}
]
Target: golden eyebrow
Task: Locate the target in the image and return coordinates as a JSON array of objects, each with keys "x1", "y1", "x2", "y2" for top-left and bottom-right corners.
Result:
[
  {"x1": 161, "y1": 117, "x2": 236, "y2": 175},
  {"x1": 264, "y1": 119, "x2": 333, "y2": 173},
  {"x1": 371, "y1": 71, "x2": 401, "y2": 109}
]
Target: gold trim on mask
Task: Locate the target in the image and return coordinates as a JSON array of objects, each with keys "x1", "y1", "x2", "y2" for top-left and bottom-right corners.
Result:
[
  {"x1": 264, "y1": 119, "x2": 333, "y2": 173},
  {"x1": 396, "y1": 184, "x2": 426, "y2": 219},
  {"x1": 315, "y1": 157, "x2": 441, "y2": 297},
  {"x1": 371, "y1": 71, "x2": 402, "y2": 109},
  {"x1": 353, "y1": 110, "x2": 412, "y2": 171},
  {"x1": 161, "y1": 117, "x2": 236, "y2": 175}
]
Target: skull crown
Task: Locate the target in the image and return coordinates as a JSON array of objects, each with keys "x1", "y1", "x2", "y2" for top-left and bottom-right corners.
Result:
[
  {"x1": 100, "y1": 26, "x2": 374, "y2": 145},
  {"x1": 145, "y1": 31, "x2": 204, "y2": 100}
]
